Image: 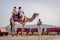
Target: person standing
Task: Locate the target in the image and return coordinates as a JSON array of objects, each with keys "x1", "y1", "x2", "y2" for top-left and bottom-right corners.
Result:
[{"x1": 37, "y1": 19, "x2": 42, "y2": 36}]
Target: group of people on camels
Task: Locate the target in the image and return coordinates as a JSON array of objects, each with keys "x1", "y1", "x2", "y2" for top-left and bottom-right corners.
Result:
[{"x1": 10, "y1": 6, "x2": 39, "y2": 36}]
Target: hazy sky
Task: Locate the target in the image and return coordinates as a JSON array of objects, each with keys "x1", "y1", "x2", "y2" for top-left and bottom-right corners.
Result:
[{"x1": 0, "y1": 0, "x2": 60, "y2": 27}]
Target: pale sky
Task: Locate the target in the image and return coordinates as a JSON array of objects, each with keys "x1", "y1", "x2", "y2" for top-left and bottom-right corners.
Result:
[{"x1": 0, "y1": 0, "x2": 60, "y2": 27}]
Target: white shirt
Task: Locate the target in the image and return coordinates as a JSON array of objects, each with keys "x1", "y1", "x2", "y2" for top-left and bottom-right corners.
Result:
[
  {"x1": 20, "y1": 12, "x2": 24, "y2": 17},
  {"x1": 37, "y1": 21, "x2": 42, "y2": 25},
  {"x1": 18, "y1": 9, "x2": 24, "y2": 20}
]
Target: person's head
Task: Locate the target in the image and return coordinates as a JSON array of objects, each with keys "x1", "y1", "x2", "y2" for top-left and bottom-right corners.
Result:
[
  {"x1": 18, "y1": 7, "x2": 21, "y2": 12},
  {"x1": 13, "y1": 6, "x2": 17, "y2": 11},
  {"x1": 14, "y1": 6, "x2": 16, "y2": 9},
  {"x1": 19, "y1": 7, "x2": 21, "y2": 9},
  {"x1": 13, "y1": 6, "x2": 18, "y2": 13},
  {"x1": 14, "y1": 6, "x2": 16, "y2": 8}
]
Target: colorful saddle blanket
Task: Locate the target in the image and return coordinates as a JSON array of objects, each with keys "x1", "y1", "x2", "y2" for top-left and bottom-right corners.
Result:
[{"x1": 12, "y1": 15, "x2": 25, "y2": 22}]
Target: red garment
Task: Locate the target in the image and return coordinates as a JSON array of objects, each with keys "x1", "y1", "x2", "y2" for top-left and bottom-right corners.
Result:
[{"x1": 12, "y1": 15, "x2": 26, "y2": 22}]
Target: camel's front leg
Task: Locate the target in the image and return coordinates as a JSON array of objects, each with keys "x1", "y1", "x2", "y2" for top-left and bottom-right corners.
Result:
[
  {"x1": 10, "y1": 18, "x2": 16, "y2": 36},
  {"x1": 21, "y1": 24, "x2": 25, "y2": 36}
]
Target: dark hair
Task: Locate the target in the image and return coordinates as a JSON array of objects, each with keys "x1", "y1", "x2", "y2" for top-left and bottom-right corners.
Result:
[
  {"x1": 14, "y1": 6, "x2": 16, "y2": 8},
  {"x1": 39, "y1": 19, "x2": 41, "y2": 21},
  {"x1": 19, "y1": 7, "x2": 21, "y2": 9}
]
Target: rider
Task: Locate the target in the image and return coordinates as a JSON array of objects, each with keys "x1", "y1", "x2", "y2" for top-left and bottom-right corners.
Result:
[
  {"x1": 11, "y1": 6, "x2": 18, "y2": 36},
  {"x1": 12, "y1": 6, "x2": 18, "y2": 17},
  {"x1": 18, "y1": 7, "x2": 25, "y2": 21}
]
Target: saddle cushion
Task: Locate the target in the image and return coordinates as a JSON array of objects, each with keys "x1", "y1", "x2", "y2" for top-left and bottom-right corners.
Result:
[{"x1": 12, "y1": 15, "x2": 25, "y2": 22}]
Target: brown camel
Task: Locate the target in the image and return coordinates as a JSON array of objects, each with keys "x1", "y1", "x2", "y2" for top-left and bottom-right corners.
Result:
[{"x1": 10, "y1": 13, "x2": 39, "y2": 36}]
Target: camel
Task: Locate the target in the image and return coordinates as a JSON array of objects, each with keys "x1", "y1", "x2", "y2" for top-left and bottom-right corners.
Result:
[{"x1": 10, "y1": 13, "x2": 39, "y2": 36}]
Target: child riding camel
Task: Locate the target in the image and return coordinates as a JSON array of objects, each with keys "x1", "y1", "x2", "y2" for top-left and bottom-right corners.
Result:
[{"x1": 18, "y1": 7, "x2": 25, "y2": 22}]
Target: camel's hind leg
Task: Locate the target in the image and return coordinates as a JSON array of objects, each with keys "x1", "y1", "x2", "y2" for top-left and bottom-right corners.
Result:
[{"x1": 21, "y1": 24, "x2": 25, "y2": 36}]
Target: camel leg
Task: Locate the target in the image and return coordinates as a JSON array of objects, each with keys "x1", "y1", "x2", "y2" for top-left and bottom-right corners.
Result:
[
  {"x1": 21, "y1": 24, "x2": 25, "y2": 36},
  {"x1": 10, "y1": 19, "x2": 15, "y2": 36}
]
